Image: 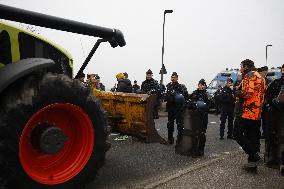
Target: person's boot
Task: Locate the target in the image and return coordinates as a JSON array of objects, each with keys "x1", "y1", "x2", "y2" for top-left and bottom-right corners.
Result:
[
  {"x1": 176, "y1": 133, "x2": 183, "y2": 147},
  {"x1": 168, "y1": 132, "x2": 174, "y2": 145},
  {"x1": 248, "y1": 153, "x2": 261, "y2": 165},
  {"x1": 198, "y1": 133, "x2": 206, "y2": 156}
]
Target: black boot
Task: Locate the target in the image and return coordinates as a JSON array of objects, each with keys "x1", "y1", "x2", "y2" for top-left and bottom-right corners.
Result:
[
  {"x1": 168, "y1": 131, "x2": 174, "y2": 145},
  {"x1": 198, "y1": 133, "x2": 206, "y2": 156},
  {"x1": 176, "y1": 128, "x2": 184, "y2": 146},
  {"x1": 176, "y1": 133, "x2": 182, "y2": 146}
]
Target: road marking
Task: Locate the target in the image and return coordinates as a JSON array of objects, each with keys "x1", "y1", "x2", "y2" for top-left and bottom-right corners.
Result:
[
  {"x1": 141, "y1": 150, "x2": 242, "y2": 189},
  {"x1": 110, "y1": 133, "x2": 119, "y2": 136}
]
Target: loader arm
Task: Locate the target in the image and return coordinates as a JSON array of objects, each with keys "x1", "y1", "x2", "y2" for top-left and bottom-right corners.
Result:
[{"x1": 0, "y1": 4, "x2": 126, "y2": 48}]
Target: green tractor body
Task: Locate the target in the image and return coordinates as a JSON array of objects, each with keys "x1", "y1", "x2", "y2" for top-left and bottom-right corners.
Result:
[{"x1": 0, "y1": 4, "x2": 125, "y2": 189}]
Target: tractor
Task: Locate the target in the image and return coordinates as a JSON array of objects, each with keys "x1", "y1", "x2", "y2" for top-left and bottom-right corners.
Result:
[{"x1": 0, "y1": 4, "x2": 126, "y2": 189}]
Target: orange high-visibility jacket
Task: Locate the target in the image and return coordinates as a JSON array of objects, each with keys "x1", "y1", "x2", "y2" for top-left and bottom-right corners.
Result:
[{"x1": 241, "y1": 71, "x2": 266, "y2": 120}]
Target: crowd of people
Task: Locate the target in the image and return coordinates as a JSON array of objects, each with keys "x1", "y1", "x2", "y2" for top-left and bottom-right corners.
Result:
[
  {"x1": 78, "y1": 59, "x2": 284, "y2": 172},
  {"x1": 214, "y1": 59, "x2": 284, "y2": 171}
]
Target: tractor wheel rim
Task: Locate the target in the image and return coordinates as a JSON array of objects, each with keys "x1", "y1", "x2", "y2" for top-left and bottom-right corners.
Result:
[{"x1": 19, "y1": 103, "x2": 94, "y2": 185}]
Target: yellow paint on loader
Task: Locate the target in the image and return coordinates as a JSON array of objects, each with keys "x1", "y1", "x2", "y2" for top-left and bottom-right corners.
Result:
[{"x1": 87, "y1": 74, "x2": 166, "y2": 144}]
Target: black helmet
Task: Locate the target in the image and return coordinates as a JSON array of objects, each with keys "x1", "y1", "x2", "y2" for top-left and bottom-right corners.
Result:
[
  {"x1": 196, "y1": 101, "x2": 208, "y2": 113},
  {"x1": 174, "y1": 94, "x2": 185, "y2": 109},
  {"x1": 198, "y1": 79, "x2": 206, "y2": 86}
]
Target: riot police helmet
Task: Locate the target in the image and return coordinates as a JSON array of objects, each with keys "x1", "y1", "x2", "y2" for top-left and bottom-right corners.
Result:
[
  {"x1": 196, "y1": 101, "x2": 208, "y2": 113},
  {"x1": 174, "y1": 94, "x2": 185, "y2": 109}
]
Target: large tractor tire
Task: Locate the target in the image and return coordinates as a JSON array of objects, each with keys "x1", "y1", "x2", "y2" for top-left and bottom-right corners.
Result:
[{"x1": 0, "y1": 72, "x2": 107, "y2": 189}]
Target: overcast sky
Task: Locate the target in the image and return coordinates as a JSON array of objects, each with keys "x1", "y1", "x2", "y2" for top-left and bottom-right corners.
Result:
[{"x1": 1, "y1": 0, "x2": 284, "y2": 91}]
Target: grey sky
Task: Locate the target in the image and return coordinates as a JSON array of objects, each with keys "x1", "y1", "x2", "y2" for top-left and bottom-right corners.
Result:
[{"x1": 1, "y1": 0, "x2": 284, "y2": 91}]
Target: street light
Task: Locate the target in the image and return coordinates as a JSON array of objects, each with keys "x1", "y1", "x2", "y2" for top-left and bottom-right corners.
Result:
[
  {"x1": 160, "y1": 9, "x2": 173, "y2": 85},
  {"x1": 266, "y1": 44, "x2": 272, "y2": 66}
]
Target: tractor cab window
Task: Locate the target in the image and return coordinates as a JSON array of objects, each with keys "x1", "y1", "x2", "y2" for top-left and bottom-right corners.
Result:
[
  {"x1": 18, "y1": 32, "x2": 72, "y2": 77},
  {"x1": 0, "y1": 30, "x2": 12, "y2": 65}
]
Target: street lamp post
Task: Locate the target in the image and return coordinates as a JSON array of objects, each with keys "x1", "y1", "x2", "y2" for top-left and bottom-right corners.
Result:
[
  {"x1": 266, "y1": 44, "x2": 272, "y2": 66},
  {"x1": 160, "y1": 9, "x2": 173, "y2": 85}
]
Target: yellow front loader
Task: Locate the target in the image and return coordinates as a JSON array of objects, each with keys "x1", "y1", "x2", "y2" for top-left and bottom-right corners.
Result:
[{"x1": 88, "y1": 74, "x2": 166, "y2": 144}]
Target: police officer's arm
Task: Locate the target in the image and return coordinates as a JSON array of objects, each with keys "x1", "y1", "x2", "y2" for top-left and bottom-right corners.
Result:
[
  {"x1": 154, "y1": 81, "x2": 161, "y2": 93},
  {"x1": 203, "y1": 92, "x2": 209, "y2": 104},
  {"x1": 153, "y1": 80, "x2": 162, "y2": 97},
  {"x1": 265, "y1": 80, "x2": 279, "y2": 105},
  {"x1": 101, "y1": 84, "x2": 106, "y2": 91},
  {"x1": 140, "y1": 81, "x2": 146, "y2": 93},
  {"x1": 165, "y1": 83, "x2": 173, "y2": 102},
  {"x1": 181, "y1": 84, "x2": 190, "y2": 101},
  {"x1": 189, "y1": 91, "x2": 197, "y2": 100}
]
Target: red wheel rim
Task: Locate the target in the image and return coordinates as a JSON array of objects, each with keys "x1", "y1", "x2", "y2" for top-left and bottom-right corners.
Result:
[{"x1": 19, "y1": 103, "x2": 94, "y2": 185}]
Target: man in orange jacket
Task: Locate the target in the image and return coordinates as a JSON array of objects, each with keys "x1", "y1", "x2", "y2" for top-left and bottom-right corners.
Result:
[{"x1": 234, "y1": 59, "x2": 266, "y2": 165}]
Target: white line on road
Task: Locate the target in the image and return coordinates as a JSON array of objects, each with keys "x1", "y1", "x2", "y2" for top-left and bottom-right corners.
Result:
[{"x1": 141, "y1": 150, "x2": 242, "y2": 189}]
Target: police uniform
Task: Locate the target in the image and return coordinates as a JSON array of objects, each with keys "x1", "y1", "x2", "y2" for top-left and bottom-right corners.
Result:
[
  {"x1": 141, "y1": 70, "x2": 161, "y2": 118},
  {"x1": 189, "y1": 83, "x2": 209, "y2": 155},
  {"x1": 141, "y1": 74, "x2": 160, "y2": 94},
  {"x1": 218, "y1": 83, "x2": 235, "y2": 139},
  {"x1": 264, "y1": 71, "x2": 284, "y2": 167},
  {"x1": 94, "y1": 75, "x2": 106, "y2": 91},
  {"x1": 165, "y1": 73, "x2": 189, "y2": 144},
  {"x1": 132, "y1": 80, "x2": 140, "y2": 93}
]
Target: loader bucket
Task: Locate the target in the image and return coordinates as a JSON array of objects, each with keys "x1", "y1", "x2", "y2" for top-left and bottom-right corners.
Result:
[{"x1": 93, "y1": 90, "x2": 167, "y2": 144}]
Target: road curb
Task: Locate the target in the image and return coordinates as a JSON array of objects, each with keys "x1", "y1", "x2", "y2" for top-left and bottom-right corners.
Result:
[{"x1": 140, "y1": 150, "x2": 243, "y2": 189}]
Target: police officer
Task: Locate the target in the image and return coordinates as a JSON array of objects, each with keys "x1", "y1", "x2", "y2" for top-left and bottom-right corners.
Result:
[
  {"x1": 218, "y1": 77, "x2": 235, "y2": 140},
  {"x1": 233, "y1": 81, "x2": 243, "y2": 142},
  {"x1": 94, "y1": 74, "x2": 106, "y2": 91},
  {"x1": 123, "y1": 72, "x2": 132, "y2": 87},
  {"x1": 165, "y1": 72, "x2": 189, "y2": 145},
  {"x1": 264, "y1": 64, "x2": 284, "y2": 168},
  {"x1": 141, "y1": 69, "x2": 161, "y2": 119},
  {"x1": 116, "y1": 73, "x2": 133, "y2": 93},
  {"x1": 258, "y1": 66, "x2": 269, "y2": 138},
  {"x1": 213, "y1": 85, "x2": 223, "y2": 115},
  {"x1": 132, "y1": 80, "x2": 140, "y2": 93},
  {"x1": 189, "y1": 79, "x2": 209, "y2": 156}
]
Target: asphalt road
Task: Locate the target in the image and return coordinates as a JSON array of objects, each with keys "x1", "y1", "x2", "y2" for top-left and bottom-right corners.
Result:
[
  {"x1": 87, "y1": 113, "x2": 242, "y2": 189},
  {"x1": 158, "y1": 151, "x2": 284, "y2": 189}
]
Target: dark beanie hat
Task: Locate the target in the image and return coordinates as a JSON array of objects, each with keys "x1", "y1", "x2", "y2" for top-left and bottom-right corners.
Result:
[
  {"x1": 282, "y1": 64, "x2": 284, "y2": 69},
  {"x1": 227, "y1": 77, "x2": 233, "y2": 83},
  {"x1": 171, "y1": 72, "x2": 178, "y2": 77},
  {"x1": 146, "y1": 69, "x2": 153, "y2": 75},
  {"x1": 95, "y1": 74, "x2": 100, "y2": 79},
  {"x1": 257, "y1": 68, "x2": 263, "y2": 73},
  {"x1": 199, "y1": 79, "x2": 206, "y2": 85},
  {"x1": 262, "y1": 66, "x2": 268, "y2": 71}
]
